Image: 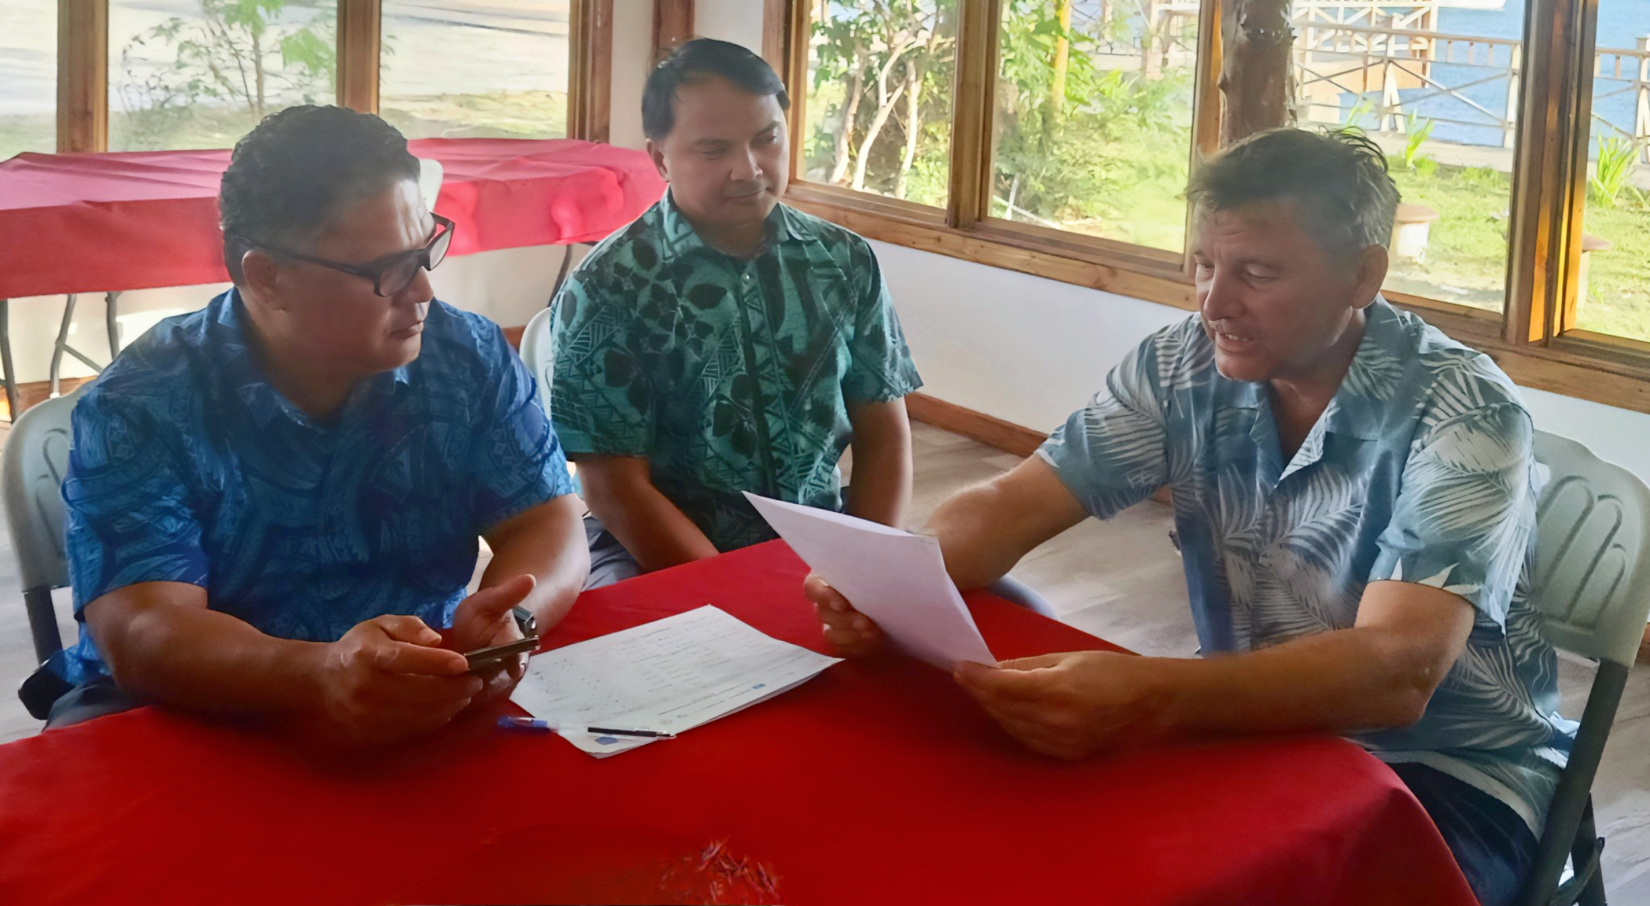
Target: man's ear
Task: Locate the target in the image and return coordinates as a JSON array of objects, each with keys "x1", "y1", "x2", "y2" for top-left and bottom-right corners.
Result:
[
  {"x1": 1351, "y1": 244, "x2": 1389, "y2": 310},
  {"x1": 646, "y1": 139, "x2": 669, "y2": 182},
  {"x1": 239, "y1": 249, "x2": 286, "y2": 311}
]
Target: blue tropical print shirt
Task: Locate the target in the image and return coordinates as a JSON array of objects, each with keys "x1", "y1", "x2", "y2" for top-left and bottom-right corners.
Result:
[
  {"x1": 50, "y1": 290, "x2": 574, "y2": 685},
  {"x1": 1039, "y1": 298, "x2": 1575, "y2": 833},
  {"x1": 549, "y1": 191, "x2": 922, "y2": 551}
]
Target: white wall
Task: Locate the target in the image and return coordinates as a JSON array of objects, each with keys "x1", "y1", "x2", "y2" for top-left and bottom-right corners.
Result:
[
  {"x1": 693, "y1": 0, "x2": 767, "y2": 55},
  {"x1": 609, "y1": 0, "x2": 653, "y2": 150}
]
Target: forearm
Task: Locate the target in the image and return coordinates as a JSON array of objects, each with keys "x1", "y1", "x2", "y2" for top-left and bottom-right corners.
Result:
[
  {"x1": 844, "y1": 424, "x2": 912, "y2": 528},
  {"x1": 1144, "y1": 626, "x2": 1447, "y2": 740},
  {"x1": 586, "y1": 482, "x2": 719, "y2": 573},
  {"x1": 929, "y1": 484, "x2": 1024, "y2": 590},
  {"x1": 481, "y1": 496, "x2": 590, "y2": 629},
  {"x1": 93, "y1": 589, "x2": 323, "y2": 719}
]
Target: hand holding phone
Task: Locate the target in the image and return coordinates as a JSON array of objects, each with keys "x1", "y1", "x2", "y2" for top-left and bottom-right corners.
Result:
[{"x1": 464, "y1": 635, "x2": 538, "y2": 674}]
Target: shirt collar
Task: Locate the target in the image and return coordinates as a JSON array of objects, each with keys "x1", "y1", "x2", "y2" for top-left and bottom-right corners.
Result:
[
  {"x1": 1225, "y1": 296, "x2": 1398, "y2": 443},
  {"x1": 209, "y1": 289, "x2": 410, "y2": 432},
  {"x1": 657, "y1": 188, "x2": 814, "y2": 256}
]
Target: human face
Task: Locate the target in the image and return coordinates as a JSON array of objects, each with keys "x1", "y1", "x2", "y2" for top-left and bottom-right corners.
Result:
[
  {"x1": 648, "y1": 76, "x2": 789, "y2": 241},
  {"x1": 1191, "y1": 202, "x2": 1385, "y2": 386},
  {"x1": 247, "y1": 179, "x2": 436, "y2": 380}
]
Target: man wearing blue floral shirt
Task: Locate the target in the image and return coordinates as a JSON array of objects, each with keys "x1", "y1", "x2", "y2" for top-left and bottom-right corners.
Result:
[
  {"x1": 811, "y1": 129, "x2": 1573, "y2": 906},
  {"x1": 27, "y1": 106, "x2": 589, "y2": 743}
]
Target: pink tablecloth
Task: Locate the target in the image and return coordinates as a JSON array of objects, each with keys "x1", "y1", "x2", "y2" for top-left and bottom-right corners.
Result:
[{"x1": 0, "y1": 138, "x2": 665, "y2": 299}]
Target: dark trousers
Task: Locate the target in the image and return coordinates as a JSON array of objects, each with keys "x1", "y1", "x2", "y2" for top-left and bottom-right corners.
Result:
[
  {"x1": 1391, "y1": 762, "x2": 1540, "y2": 906},
  {"x1": 43, "y1": 675, "x2": 142, "y2": 729}
]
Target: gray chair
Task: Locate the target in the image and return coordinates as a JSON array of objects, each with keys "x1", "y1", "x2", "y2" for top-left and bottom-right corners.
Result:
[
  {"x1": 1, "y1": 386, "x2": 88, "y2": 667},
  {"x1": 1517, "y1": 431, "x2": 1650, "y2": 906}
]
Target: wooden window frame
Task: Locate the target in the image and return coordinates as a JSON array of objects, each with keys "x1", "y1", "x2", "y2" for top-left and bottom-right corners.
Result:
[
  {"x1": 52, "y1": 0, "x2": 616, "y2": 150},
  {"x1": 773, "y1": 0, "x2": 1650, "y2": 415}
]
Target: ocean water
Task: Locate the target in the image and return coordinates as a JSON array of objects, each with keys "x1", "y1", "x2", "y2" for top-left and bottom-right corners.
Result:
[{"x1": 1381, "y1": 1, "x2": 1648, "y2": 148}]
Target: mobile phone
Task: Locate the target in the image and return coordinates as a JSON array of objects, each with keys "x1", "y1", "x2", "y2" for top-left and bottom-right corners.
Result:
[{"x1": 464, "y1": 635, "x2": 537, "y2": 673}]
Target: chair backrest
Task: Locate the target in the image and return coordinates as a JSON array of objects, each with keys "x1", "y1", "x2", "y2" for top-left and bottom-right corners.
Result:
[
  {"x1": 1530, "y1": 431, "x2": 1650, "y2": 668},
  {"x1": 2, "y1": 387, "x2": 88, "y2": 596},
  {"x1": 519, "y1": 305, "x2": 556, "y2": 420},
  {"x1": 416, "y1": 157, "x2": 444, "y2": 211}
]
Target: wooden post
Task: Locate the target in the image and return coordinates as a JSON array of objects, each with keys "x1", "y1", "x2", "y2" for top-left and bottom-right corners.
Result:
[
  {"x1": 336, "y1": 0, "x2": 382, "y2": 114},
  {"x1": 947, "y1": 0, "x2": 1001, "y2": 229},
  {"x1": 569, "y1": 0, "x2": 614, "y2": 143},
  {"x1": 57, "y1": 0, "x2": 108, "y2": 153},
  {"x1": 1218, "y1": 0, "x2": 1294, "y2": 145},
  {"x1": 653, "y1": 0, "x2": 695, "y2": 60},
  {"x1": 1637, "y1": 37, "x2": 1650, "y2": 163},
  {"x1": 1505, "y1": 44, "x2": 1522, "y2": 150}
]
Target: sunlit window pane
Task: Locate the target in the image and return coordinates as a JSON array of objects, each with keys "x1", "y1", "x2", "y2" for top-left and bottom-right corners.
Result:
[
  {"x1": 1571, "y1": 0, "x2": 1650, "y2": 342},
  {"x1": 109, "y1": 0, "x2": 338, "y2": 151},
  {"x1": 379, "y1": 1, "x2": 569, "y2": 140},
  {"x1": 1294, "y1": 2, "x2": 1524, "y2": 313},
  {"x1": 801, "y1": 0, "x2": 958, "y2": 208},
  {"x1": 992, "y1": 0, "x2": 1198, "y2": 252},
  {"x1": 0, "y1": 1, "x2": 58, "y2": 160}
]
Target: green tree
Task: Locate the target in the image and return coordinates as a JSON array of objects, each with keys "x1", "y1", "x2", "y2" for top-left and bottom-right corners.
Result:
[{"x1": 118, "y1": 0, "x2": 336, "y2": 138}]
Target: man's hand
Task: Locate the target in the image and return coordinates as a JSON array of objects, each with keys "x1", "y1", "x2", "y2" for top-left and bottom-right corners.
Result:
[
  {"x1": 804, "y1": 572, "x2": 885, "y2": 657},
  {"x1": 953, "y1": 651, "x2": 1164, "y2": 759},
  {"x1": 313, "y1": 615, "x2": 482, "y2": 745},
  {"x1": 448, "y1": 574, "x2": 538, "y2": 706}
]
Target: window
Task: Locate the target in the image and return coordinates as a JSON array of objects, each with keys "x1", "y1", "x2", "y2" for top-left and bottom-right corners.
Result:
[
  {"x1": 109, "y1": 0, "x2": 338, "y2": 151},
  {"x1": 799, "y1": 0, "x2": 958, "y2": 207},
  {"x1": 1292, "y1": 2, "x2": 1524, "y2": 314},
  {"x1": 0, "y1": 1, "x2": 58, "y2": 160},
  {"x1": 1571, "y1": 0, "x2": 1650, "y2": 343},
  {"x1": 779, "y1": 0, "x2": 1650, "y2": 415},
  {"x1": 379, "y1": 1, "x2": 571, "y2": 140},
  {"x1": 991, "y1": 0, "x2": 1199, "y2": 251}
]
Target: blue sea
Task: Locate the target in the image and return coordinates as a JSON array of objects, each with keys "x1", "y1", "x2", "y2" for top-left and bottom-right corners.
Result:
[{"x1": 1398, "y1": 1, "x2": 1649, "y2": 149}]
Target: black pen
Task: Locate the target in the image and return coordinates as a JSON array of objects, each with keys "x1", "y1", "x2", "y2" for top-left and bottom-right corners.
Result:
[{"x1": 497, "y1": 716, "x2": 677, "y2": 739}]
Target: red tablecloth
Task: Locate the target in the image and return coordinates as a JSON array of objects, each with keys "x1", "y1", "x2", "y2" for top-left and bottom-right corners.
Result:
[
  {"x1": 0, "y1": 138, "x2": 665, "y2": 300},
  {"x1": 0, "y1": 541, "x2": 1476, "y2": 906}
]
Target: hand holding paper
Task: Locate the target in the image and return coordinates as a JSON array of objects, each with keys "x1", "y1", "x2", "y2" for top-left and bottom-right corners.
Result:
[{"x1": 744, "y1": 493, "x2": 995, "y2": 670}]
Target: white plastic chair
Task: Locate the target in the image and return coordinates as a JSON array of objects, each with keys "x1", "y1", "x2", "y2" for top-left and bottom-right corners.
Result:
[
  {"x1": 1, "y1": 386, "x2": 89, "y2": 668},
  {"x1": 519, "y1": 305, "x2": 556, "y2": 420},
  {"x1": 1518, "y1": 431, "x2": 1650, "y2": 906}
]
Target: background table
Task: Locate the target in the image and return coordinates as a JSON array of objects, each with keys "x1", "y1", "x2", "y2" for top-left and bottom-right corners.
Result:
[
  {"x1": 0, "y1": 138, "x2": 665, "y2": 412},
  {"x1": 0, "y1": 542, "x2": 1478, "y2": 906}
]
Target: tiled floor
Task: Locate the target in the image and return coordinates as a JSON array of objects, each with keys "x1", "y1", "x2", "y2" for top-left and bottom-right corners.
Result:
[{"x1": 1, "y1": 421, "x2": 1645, "y2": 898}]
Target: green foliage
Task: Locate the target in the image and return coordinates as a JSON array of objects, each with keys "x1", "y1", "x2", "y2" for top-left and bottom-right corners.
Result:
[
  {"x1": 1590, "y1": 136, "x2": 1643, "y2": 208},
  {"x1": 806, "y1": 0, "x2": 1193, "y2": 243},
  {"x1": 1402, "y1": 113, "x2": 1435, "y2": 171},
  {"x1": 114, "y1": 0, "x2": 335, "y2": 149}
]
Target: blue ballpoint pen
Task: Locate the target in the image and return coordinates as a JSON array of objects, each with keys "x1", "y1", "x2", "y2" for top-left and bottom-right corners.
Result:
[{"x1": 497, "y1": 715, "x2": 676, "y2": 739}]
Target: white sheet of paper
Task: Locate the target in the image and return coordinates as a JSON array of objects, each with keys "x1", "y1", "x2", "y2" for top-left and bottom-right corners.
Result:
[
  {"x1": 743, "y1": 492, "x2": 996, "y2": 671},
  {"x1": 510, "y1": 605, "x2": 841, "y2": 758}
]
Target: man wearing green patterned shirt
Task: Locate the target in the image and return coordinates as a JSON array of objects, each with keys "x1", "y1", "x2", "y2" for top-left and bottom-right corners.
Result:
[{"x1": 550, "y1": 39, "x2": 923, "y2": 586}]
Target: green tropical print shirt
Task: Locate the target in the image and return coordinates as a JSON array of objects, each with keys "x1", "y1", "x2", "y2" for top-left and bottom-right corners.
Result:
[
  {"x1": 549, "y1": 191, "x2": 922, "y2": 551},
  {"x1": 1040, "y1": 298, "x2": 1576, "y2": 834}
]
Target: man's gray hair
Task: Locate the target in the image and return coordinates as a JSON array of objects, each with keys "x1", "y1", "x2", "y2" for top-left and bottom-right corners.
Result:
[{"x1": 1187, "y1": 128, "x2": 1401, "y2": 255}]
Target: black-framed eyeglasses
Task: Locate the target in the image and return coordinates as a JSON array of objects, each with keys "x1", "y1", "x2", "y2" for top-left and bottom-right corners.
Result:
[{"x1": 232, "y1": 213, "x2": 455, "y2": 297}]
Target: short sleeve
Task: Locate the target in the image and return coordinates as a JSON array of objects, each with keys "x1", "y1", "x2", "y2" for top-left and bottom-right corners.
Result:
[
  {"x1": 64, "y1": 394, "x2": 210, "y2": 612},
  {"x1": 547, "y1": 262, "x2": 655, "y2": 456},
  {"x1": 841, "y1": 241, "x2": 923, "y2": 403},
  {"x1": 1035, "y1": 335, "x2": 1169, "y2": 521},
  {"x1": 469, "y1": 325, "x2": 576, "y2": 532},
  {"x1": 1368, "y1": 401, "x2": 1538, "y2": 628}
]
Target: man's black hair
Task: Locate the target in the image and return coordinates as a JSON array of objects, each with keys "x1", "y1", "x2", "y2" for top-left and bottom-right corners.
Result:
[
  {"x1": 642, "y1": 38, "x2": 790, "y2": 142},
  {"x1": 219, "y1": 105, "x2": 421, "y2": 283}
]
